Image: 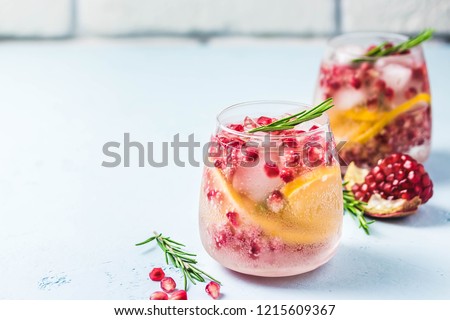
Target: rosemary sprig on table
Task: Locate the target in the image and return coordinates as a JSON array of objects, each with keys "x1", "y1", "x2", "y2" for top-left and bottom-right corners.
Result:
[
  {"x1": 136, "y1": 231, "x2": 221, "y2": 290},
  {"x1": 248, "y1": 98, "x2": 334, "y2": 133},
  {"x1": 352, "y1": 28, "x2": 434, "y2": 63},
  {"x1": 343, "y1": 182, "x2": 374, "y2": 235}
]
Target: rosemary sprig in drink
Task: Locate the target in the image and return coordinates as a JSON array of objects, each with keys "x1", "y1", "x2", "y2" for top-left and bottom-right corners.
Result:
[
  {"x1": 343, "y1": 182, "x2": 374, "y2": 235},
  {"x1": 352, "y1": 29, "x2": 434, "y2": 63},
  {"x1": 248, "y1": 98, "x2": 334, "y2": 133},
  {"x1": 136, "y1": 231, "x2": 221, "y2": 290}
]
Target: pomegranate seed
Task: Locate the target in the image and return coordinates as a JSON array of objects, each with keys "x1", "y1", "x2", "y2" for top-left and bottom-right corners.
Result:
[
  {"x1": 267, "y1": 190, "x2": 285, "y2": 213},
  {"x1": 226, "y1": 211, "x2": 240, "y2": 227},
  {"x1": 149, "y1": 268, "x2": 165, "y2": 281},
  {"x1": 169, "y1": 290, "x2": 188, "y2": 300},
  {"x1": 307, "y1": 146, "x2": 324, "y2": 165},
  {"x1": 160, "y1": 277, "x2": 176, "y2": 293},
  {"x1": 384, "y1": 87, "x2": 394, "y2": 100},
  {"x1": 257, "y1": 116, "x2": 273, "y2": 126},
  {"x1": 228, "y1": 124, "x2": 244, "y2": 132},
  {"x1": 421, "y1": 174, "x2": 431, "y2": 187},
  {"x1": 412, "y1": 67, "x2": 424, "y2": 80},
  {"x1": 350, "y1": 76, "x2": 362, "y2": 89},
  {"x1": 375, "y1": 79, "x2": 386, "y2": 91},
  {"x1": 214, "y1": 229, "x2": 228, "y2": 248},
  {"x1": 309, "y1": 125, "x2": 320, "y2": 131},
  {"x1": 366, "y1": 45, "x2": 377, "y2": 53},
  {"x1": 249, "y1": 239, "x2": 261, "y2": 259},
  {"x1": 242, "y1": 146, "x2": 259, "y2": 162},
  {"x1": 405, "y1": 87, "x2": 418, "y2": 99},
  {"x1": 214, "y1": 159, "x2": 225, "y2": 169},
  {"x1": 384, "y1": 42, "x2": 394, "y2": 50},
  {"x1": 207, "y1": 189, "x2": 221, "y2": 201},
  {"x1": 282, "y1": 137, "x2": 298, "y2": 148},
  {"x1": 205, "y1": 281, "x2": 221, "y2": 299},
  {"x1": 150, "y1": 291, "x2": 169, "y2": 300},
  {"x1": 284, "y1": 149, "x2": 301, "y2": 167},
  {"x1": 264, "y1": 162, "x2": 280, "y2": 178},
  {"x1": 280, "y1": 168, "x2": 294, "y2": 183}
]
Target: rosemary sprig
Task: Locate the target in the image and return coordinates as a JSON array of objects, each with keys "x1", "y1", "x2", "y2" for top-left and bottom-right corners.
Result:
[
  {"x1": 248, "y1": 98, "x2": 334, "y2": 133},
  {"x1": 352, "y1": 28, "x2": 434, "y2": 63},
  {"x1": 136, "y1": 231, "x2": 221, "y2": 290},
  {"x1": 343, "y1": 182, "x2": 374, "y2": 235}
]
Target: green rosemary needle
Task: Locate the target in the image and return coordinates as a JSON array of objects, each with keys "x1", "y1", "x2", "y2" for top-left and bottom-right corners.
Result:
[
  {"x1": 248, "y1": 98, "x2": 334, "y2": 133},
  {"x1": 136, "y1": 231, "x2": 221, "y2": 290},
  {"x1": 343, "y1": 182, "x2": 374, "y2": 235},
  {"x1": 352, "y1": 28, "x2": 434, "y2": 63}
]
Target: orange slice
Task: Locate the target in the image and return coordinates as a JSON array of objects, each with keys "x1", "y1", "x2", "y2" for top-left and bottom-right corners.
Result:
[{"x1": 206, "y1": 166, "x2": 343, "y2": 245}]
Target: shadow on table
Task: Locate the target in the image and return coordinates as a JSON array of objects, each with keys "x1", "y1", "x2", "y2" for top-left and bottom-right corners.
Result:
[
  {"x1": 225, "y1": 245, "x2": 448, "y2": 299},
  {"x1": 426, "y1": 150, "x2": 450, "y2": 184},
  {"x1": 381, "y1": 205, "x2": 450, "y2": 228}
]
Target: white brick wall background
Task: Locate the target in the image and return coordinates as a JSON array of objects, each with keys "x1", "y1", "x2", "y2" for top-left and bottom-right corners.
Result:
[{"x1": 0, "y1": 0, "x2": 449, "y2": 39}]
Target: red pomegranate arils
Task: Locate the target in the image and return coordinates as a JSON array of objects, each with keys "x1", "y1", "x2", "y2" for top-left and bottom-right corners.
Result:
[
  {"x1": 228, "y1": 124, "x2": 244, "y2": 132},
  {"x1": 150, "y1": 291, "x2": 169, "y2": 300},
  {"x1": 226, "y1": 211, "x2": 240, "y2": 227},
  {"x1": 256, "y1": 116, "x2": 273, "y2": 126},
  {"x1": 280, "y1": 168, "x2": 294, "y2": 183},
  {"x1": 353, "y1": 153, "x2": 434, "y2": 204},
  {"x1": 264, "y1": 162, "x2": 280, "y2": 178},
  {"x1": 149, "y1": 268, "x2": 165, "y2": 281},
  {"x1": 205, "y1": 281, "x2": 221, "y2": 299},
  {"x1": 160, "y1": 277, "x2": 176, "y2": 293},
  {"x1": 169, "y1": 290, "x2": 188, "y2": 300}
]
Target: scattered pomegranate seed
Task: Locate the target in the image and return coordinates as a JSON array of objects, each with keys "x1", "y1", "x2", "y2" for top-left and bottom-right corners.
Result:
[
  {"x1": 264, "y1": 162, "x2": 280, "y2": 178},
  {"x1": 226, "y1": 211, "x2": 240, "y2": 227},
  {"x1": 150, "y1": 291, "x2": 169, "y2": 300},
  {"x1": 205, "y1": 281, "x2": 221, "y2": 299},
  {"x1": 280, "y1": 168, "x2": 294, "y2": 183},
  {"x1": 149, "y1": 268, "x2": 165, "y2": 281},
  {"x1": 309, "y1": 125, "x2": 320, "y2": 131},
  {"x1": 256, "y1": 116, "x2": 273, "y2": 126},
  {"x1": 169, "y1": 290, "x2": 188, "y2": 300},
  {"x1": 160, "y1": 277, "x2": 176, "y2": 293},
  {"x1": 228, "y1": 124, "x2": 244, "y2": 132}
]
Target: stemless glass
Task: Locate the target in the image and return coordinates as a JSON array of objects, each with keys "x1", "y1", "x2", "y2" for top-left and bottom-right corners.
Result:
[
  {"x1": 314, "y1": 32, "x2": 432, "y2": 168},
  {"x1": 199, "y1": 101, "x2": 343, "y2": 277}
]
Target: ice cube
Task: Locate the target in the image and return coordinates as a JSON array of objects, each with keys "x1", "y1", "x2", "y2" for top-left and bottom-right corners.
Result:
[
  {"x1": 379, "y1": 63, "x2": 412, "y2": 92},
  {"x1": 333, "y1": 88, "x2": 366, "y2": 110},
  {"x1": 243, "y1": 116, "x2": 258, "y2": 130},
  {"x1": 232, "y1": 154, "x2": 283, "y2": 203},
  {"x1": 333, "y1": 45, "x2": 366, "y2": 64}
]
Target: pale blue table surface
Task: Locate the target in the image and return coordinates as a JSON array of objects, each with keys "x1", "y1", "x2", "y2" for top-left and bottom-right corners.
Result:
[{"x1": 0, "y1": 39, "x2": 449, "y2": 299}]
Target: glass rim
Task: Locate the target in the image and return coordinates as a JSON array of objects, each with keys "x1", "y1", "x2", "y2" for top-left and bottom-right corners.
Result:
[
  {"x1": 327, "y1": 31, "x2": 417, "y2": 61},
  {"x1": 216, "y1": 100, "x2": 330, "y2": 139}
]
